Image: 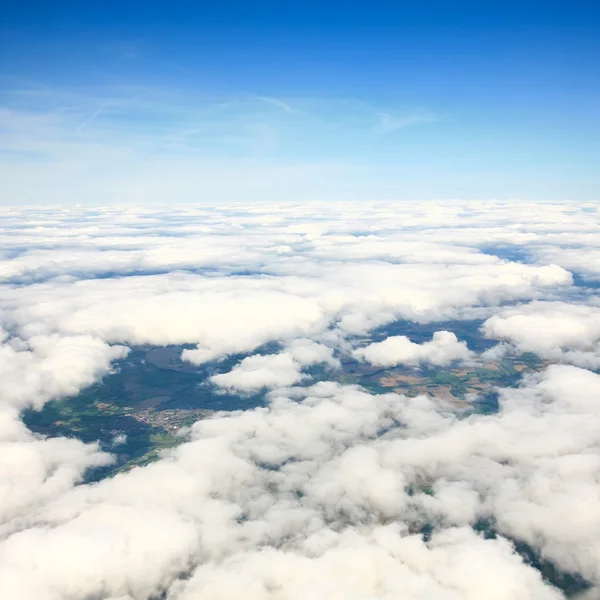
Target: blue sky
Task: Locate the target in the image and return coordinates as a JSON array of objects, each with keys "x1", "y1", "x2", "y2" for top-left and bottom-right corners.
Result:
[{"x1": 1, "y1": 1, "x2": 599, "y2": 203}]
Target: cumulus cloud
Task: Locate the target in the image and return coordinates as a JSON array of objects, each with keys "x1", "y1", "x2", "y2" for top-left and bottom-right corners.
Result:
[
  {"x1": 483, "y1": 301, "x2": 600, "y2": 367},
  {"x1": 353, "y1": 330, "x2": 474, "y2": 367},
  {"x1": 2, "y1": 201, "x2": 600, "y2": 599},
  {"x1": 0, "y1": 333, "x2": 126, "y2": 529},
  {"x1": 0, "y1": 421, "x2": 112, "y2": 530},
  {"x1": 211, "y1": 339, "x2": 338, "y2": 392},
  {"x1": 0, "y1": 333, "x2": 128, "y2": 410},
  {"x1": 211, "y1": 353, "x2": 304, "y2": 392},
  {"x1": 530, "y1": 245, "x2": 600, "y2": 282}
]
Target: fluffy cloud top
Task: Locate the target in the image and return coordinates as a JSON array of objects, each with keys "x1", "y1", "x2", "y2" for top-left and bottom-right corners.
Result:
[
  {"x1": 353, "y1": 330, "x2": 473, "y2": 367},
  {"x1": 211, "y1": 339, "x2": 338, "y2": 392},
  {"x1": 1, "y1": 201, "x2": 600, "y2": 600},
  {"x1": 483, "y1": 301, "x2": 600, "y2": 367},
  {"x1": 3, "y1": 366, "x2": 599, "y2": 600}
]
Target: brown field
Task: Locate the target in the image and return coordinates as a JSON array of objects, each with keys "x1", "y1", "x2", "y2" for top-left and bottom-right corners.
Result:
[
  {"x1": 483, "y1": 362, "x2": 500, "y2": 371},
  {"x1": 379, "y1": 374, "x2": 423, "y2": 387}
]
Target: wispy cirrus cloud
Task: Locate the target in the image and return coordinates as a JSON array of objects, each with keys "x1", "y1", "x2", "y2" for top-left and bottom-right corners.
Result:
[
  {"x1": 375, "y1": 108, "x2": 439, "y2": 133},
  {"x1": 0, "y1": 84, "x2": 449, "y2": 204},
  {"x1": 254, "y1": 94, "x2": 300, "y2": 114}
]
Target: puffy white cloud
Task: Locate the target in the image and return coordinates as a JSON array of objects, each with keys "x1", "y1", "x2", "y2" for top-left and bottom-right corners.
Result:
[
  {"x1": 0, "y1": 334, "x2": 126, "y2": 529},
  {"x1": 211, "y1": 353, "x2": 305, "y2": 392},
  {"x1": 530, "y1": 246, "x2": 600, "y2": 281},
  {"x1": 353, "y1": 330, "x2": 473, "y2": 367},
  {"x1": 211, "y1": 339, "x2": 338, "y2": 392},
  {"x1": 0, "y1": 334, "x2": 128, "y2": 410},
  {"x1": 170, "y1": 527, "x2": 561, "y2": 600},
  {"x1": 286, "y1": 338, "x2": 339, "y2": 367},
  {"x1": 0, "y1": 421, "x2": 112, "y2": 531},
  {"x1": 483, "y1": 301, "x2": 600, "y2": 367}
]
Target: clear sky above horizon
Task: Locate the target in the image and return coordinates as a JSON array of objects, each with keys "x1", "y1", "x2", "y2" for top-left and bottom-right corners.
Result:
[{"x1": 1, "y1": 0, "x2": 599, "y2": 204}]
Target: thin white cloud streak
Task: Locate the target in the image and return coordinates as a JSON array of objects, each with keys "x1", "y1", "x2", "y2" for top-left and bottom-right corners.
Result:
[
  {"x1": 254, "y1": 95, "x2": 298, "y2": 114},
  {"x1": 3, "y1": 86, "x2": 599, "y2": 203},
  {"x1": 0, "y1": 87, "x2": 440, "y2": 204},
  {"x1": 376, "y1": 109, "x2": 438, "y2": 133}
]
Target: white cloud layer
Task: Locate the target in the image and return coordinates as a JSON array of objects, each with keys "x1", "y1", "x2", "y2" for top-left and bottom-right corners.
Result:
[{"x1": 0, "y1": 201, "x2": 600, "y2": 599}]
